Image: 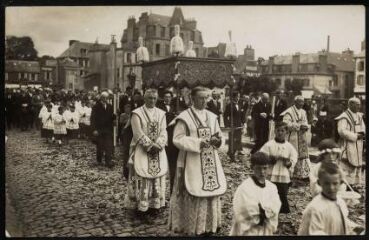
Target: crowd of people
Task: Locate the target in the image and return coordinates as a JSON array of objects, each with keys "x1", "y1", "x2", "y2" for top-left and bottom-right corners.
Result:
[{"x1": 5, "y1": 85, "x2": 365, "y2": 236}]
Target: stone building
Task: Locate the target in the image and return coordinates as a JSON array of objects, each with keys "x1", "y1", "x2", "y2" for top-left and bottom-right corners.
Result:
[
  {"x1": 353, "y1": 39, "x2": 365, "y2": 99},
  {"x1": 259, "y1": 49, "x2": 355, "y2": 99},
  {"x1": 5, "y1": 60, "x2": 42, "y2": 88},
  {"x1": 121, "y1": 7, "x2": 206, "y2": 61},
  {"x1": 234, "y1": 45, "x2": 260, "y2": 77}
]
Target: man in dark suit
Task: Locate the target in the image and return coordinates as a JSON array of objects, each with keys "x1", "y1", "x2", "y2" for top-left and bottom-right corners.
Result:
[
  {"x1": 224, "y1": 91, "x2": 246, "y2": 160},
  {"x1": 130, "y1": 90, "x2": 144, "y2": 110},
  {"x1": 119, "y1": 86, "x2": 133, "y2": 113},
  {"x1": 157, "y1": 90, "x2": 176, "y2": 124},
  {"x1": 251, "y1": 92, "x2": 272, "y2": 154},
  {"x1": 274, "y1": 90, "x2": 288, "y2": 122},
  {"x1": 207, "y1": 91, "x2": 222, "y2": 124},
  {"x1": 91, "y1": 91, "x2": 116, "y2": 168},
  {"x1": 156, "y1": 90, "x2": 178, "y2": 194}
]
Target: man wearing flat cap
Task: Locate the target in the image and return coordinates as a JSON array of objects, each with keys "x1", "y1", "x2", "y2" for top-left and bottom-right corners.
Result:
[
  {"x1": 90, "y1": 91, "x2": 116, "y2": 168},
  {"x1": 335, "y1": 97, "x2": 365, "y2": 185}
]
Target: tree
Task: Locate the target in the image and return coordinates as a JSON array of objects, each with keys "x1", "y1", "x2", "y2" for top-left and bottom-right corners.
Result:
[
  {"x1": 6, "y1": 36, "x2": 38, "y2": 60},
  {"x1": 285, "y1": 78, "x2": 304, "y2": 95},
  {"x1": 240, "y1": 75, "x2": 278, "y2": 95}
]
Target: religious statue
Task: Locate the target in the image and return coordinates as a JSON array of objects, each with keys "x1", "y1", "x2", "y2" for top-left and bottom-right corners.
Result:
[
  {"x1": 185, "y1": 41, "x2": 197, "y2": 57},
  {"x1": 170, "y1": 24, "x2": 184, "y2": 56},
  {"x1": 136, "y1": 36, "x2": 149, "y2": 63},
  {"x1": 225, "y1": 30, "x2": 237, "y2": 59}
]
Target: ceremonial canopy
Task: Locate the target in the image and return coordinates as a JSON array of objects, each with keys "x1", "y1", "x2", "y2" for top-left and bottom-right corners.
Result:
[{"x1": 142, "y1": 56, "x2": 235, "y2": 89}]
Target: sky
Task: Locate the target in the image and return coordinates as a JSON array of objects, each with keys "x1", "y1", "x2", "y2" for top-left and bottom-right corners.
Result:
[{"x1": 5, "y1": 5, "x2": 365, "y2": 59}]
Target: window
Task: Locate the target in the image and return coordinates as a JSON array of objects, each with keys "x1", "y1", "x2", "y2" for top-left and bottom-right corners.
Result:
[
  {"x1": 80, "y1": 48, "x2": 87, "y2": 56},
  {"x1": 358, "y1": 61, "x2": 365, "y2": 71},
  {"x1": 357, "y1": 75, "x2": 364, "y2": 86},
  {"x1": 303, "y1": 79, "x2": 310, "y2": 87},
  {"x1": 155, "y1": 43, "x2": 161, "y2": 56},
  {"x1": 5, "y1": 73, "x2": 8, "y2": 81},
  {"x1": 117, "y1": 67, "x2": 120, "y2": 78},
  {"x1": 170, "y1": 27, "x2": 174, "y2": 38},
  {"x1": 333, "y1": 78, "x2": 338, "y2": 86},
  {"x1": 86, "y1": 60, "x2": 89, "y2": 67},
  {"x1": 165, "y1": 44, "x2": 170, "y2": 56},
  {"x1": 127, "y1": 53, "x2": 132, "y2": 63},
  {"x1": 153, "y1": 25, "x2": 157, "y2": 37},
  {"x1": 275, "y1": 79, "x2": 281, "y2": 85},
  {"x1": 69, "y1": 83, "x2": 73, "y2": 89},
  {"x1": 161, "y1": 27, "x2": 165, "y2": 38},
  {"x1": 191, "y1": 31, "x2": 195, "y2": 41}
]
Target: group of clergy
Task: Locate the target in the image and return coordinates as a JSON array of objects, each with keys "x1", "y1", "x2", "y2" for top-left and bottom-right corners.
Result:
[{"x1": 121, "y1": 85, "x2": 365, "y2": 236}]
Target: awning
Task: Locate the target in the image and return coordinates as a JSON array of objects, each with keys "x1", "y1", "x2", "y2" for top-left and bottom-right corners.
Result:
[{"x1": 314, "y1": 85, "x2": 332, "y2": 95}]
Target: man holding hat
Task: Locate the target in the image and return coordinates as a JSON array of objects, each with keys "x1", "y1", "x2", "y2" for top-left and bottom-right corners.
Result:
[
  {"x1": 335, "y1": 97, "x2": 365, "y2": 185},
  {"x1": 91, "y1": 91, "x2": 116, "y2": 168}
]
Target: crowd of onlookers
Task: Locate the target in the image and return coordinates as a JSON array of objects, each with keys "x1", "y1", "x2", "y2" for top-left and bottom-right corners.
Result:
[{"x1": 6, "y1": 86, "x2": 363, "y2": 148}]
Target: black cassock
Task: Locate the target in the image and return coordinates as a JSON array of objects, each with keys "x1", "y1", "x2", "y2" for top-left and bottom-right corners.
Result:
[{"x1": 251, "y1": 101, "x2": 272, "y2": 153}]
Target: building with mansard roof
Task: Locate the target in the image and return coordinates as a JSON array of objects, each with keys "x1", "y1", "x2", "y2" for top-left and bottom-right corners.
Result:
[
  {"x1": 259, "y1": 48, "x2": 355, "y2": 99},
  {"x1": 121, "y1": 7, "x2": 206, "y2": 62}
]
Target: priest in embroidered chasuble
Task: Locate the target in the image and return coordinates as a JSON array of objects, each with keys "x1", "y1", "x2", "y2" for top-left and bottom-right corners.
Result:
[
  {"x1": 335, "y1": 97, "x2": 365, "y2": 185},
  {"x1": 281, "y1": 95, "x2": 311, "y2": 180},
  {"x1": 124, "y1": 89, "x2": 168, "y2": 213},
  {"x1": 168, "y1": 87, "x2": 226, "y2": 236}
]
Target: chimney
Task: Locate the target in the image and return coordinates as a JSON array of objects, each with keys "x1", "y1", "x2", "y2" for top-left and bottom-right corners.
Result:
[
  {"x1": 361, "y1": 39, "x2": 366, "y2": 51},
  {"x1": 69, "y1": 40, "x2": 78, "y2": 46},
  {"x1": 292, "y1": 53, "x2": 300, "y2": 73},
  {"x1": 318, "y1": 53, "x2": 328, "y2": 73},
  {"x1": 268, "y1": 56, "x2": 274, "y2": 74},
  {"x1": 327, "y1": 35, "x2": 330, "y2": 53}
]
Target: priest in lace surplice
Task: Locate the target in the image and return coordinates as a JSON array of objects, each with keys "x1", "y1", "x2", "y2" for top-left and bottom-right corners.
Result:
[
  {"x1": 168, "y1": 87, "x2": 226, "y2": 236},
  {"x1": 124, "y1": 89, "x2": 168, "y2": 214}
]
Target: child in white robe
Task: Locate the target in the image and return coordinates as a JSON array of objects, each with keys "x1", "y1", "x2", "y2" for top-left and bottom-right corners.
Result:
[
  {"x1": 41, "y1": 104, "x2": 54, "y2": 143},
  {"x1": 230, "y1": 152, "x2": 281, "y2": 236},
  {"x1": 53, "y1": 106, "x2": 67, "y2": 146},
  {"x1": 260, "y1": 121, "x2": 297, "y2": 213},
  {"x1": 298, "y1": 162, "x2": 353, "y2": 235},
  {"x1": 310, "y1": 139, "x2": 347, "y2": 198},
  {"x1": 64, "y1": 104, "x2": 80, "y2": 140}
]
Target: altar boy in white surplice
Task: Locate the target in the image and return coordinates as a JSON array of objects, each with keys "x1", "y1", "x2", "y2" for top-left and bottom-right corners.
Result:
[
  {"x1": 298, "y1": 162, "x2": 353, "y2": 235},
  {"x1": 230, "y1": 152, "x2": 281, "y2": 236},
  {"x1": 124, "y1": 89, "x2": 168, "y2": 215}
]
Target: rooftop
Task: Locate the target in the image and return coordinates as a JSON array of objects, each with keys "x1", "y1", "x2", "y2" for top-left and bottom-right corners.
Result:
[
  {"x1": 260, "y1": 51, "x2": 355, "y2": 72},
  {"x1": 6, "y1": 60, "x2": 40, "y2": 73},
  {"x1": 58, "y1": 41, "x2": 110, "y2": 58}
]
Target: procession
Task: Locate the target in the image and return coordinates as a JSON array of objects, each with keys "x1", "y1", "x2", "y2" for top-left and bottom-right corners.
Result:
[{"x1": 5, "y1": 5, "x2": 366, "y2": 237}]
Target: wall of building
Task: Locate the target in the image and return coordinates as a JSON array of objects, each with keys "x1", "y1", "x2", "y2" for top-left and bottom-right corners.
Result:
[{"x1": 354, "y1": 56, "x2": 365, "y2": 96}]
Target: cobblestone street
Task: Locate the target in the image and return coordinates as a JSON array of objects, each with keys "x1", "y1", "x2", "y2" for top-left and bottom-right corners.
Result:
[{"x1": 5, "y1": 129, "x2": 366, "y2": 237}]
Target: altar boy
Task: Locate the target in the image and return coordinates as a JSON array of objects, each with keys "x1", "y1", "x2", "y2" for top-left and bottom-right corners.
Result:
[
  {"x1": 298, "y1": 162, "x2": 352, "y2": 235},
  {"x1": 230, "y1": 152, "x2": 281, "y2": 236}
]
